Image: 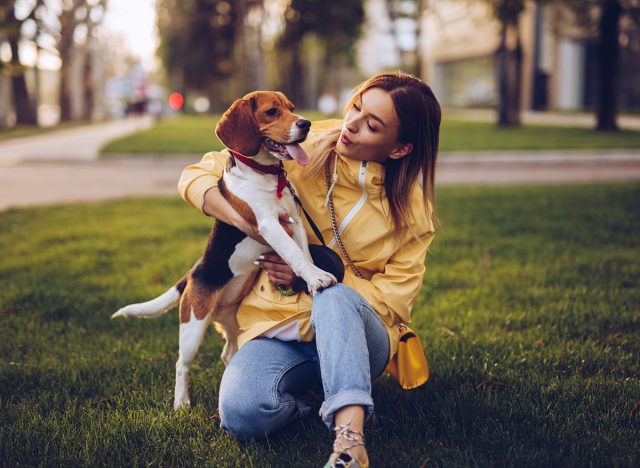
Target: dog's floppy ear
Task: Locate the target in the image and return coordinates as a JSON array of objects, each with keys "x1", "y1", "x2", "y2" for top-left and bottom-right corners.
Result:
[{"x1": 215, "y1": 97, "x2": 262, "y2": 156}]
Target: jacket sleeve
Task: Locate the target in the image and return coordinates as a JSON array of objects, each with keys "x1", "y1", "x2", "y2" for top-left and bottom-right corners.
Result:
[
  {"x1": 343, "y1": 229, "x2": 435, "y2": 326},
  {"x1": 178, "y1": 151, "x2": 229, "y2": 214}
]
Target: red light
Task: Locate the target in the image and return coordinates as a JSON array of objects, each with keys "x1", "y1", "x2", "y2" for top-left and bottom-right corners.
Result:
[{"x1": 168, "y1": 92, "x2": 184, "y2": 110}]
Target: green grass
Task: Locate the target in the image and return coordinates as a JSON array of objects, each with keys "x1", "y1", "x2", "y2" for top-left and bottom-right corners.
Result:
[
  {"x1": 441, "y1": 120, "x2": 640, "y2": 151},
  {"x1": 100, "y1": 114, "x2": 640, "y2": 155},
  {"x1": 100, "y1": 112, "x2": 336, "y2": 155},
  {"x1": 1, "y1": 184, "x2": 639, "y2": 466}
]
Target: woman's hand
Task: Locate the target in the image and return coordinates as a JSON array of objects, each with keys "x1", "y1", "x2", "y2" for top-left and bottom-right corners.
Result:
[{"x1": 257, "y1": 252, "x2": 298, "y2": 287}]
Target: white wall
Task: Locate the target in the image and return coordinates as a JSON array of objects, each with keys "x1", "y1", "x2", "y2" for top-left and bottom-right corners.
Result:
[{"x1": 556, "y1": 38, "x2": 585, "y2": 110}]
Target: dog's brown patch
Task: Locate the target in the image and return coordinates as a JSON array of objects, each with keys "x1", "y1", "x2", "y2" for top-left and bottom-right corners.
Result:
[
  {"x1": 225, "y1": 155, "x2": 235, "y2": 172},
  {"x1": 218, "y1": 179, "x2": 257, "y2": 228},
  {"x1": 179, "y1": 280, "x2": 222, "y2": 323}
]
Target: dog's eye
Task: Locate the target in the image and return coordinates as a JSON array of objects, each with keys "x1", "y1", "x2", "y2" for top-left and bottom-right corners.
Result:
[{"x1": 265, "y1": 108, "x2": 278, "y2": 116}]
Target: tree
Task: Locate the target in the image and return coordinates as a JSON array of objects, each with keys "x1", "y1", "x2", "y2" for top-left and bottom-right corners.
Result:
[
  {"x1": 235, "y1": 0, "x2": 266, "y2": 92},
  {"x1": 156, "y1": 0, "x2": 237, "y2": 110},
  {"x1": 596, "y1": 0, "x2": 622, "y2": 130},
  {"x1": 56, "y1": 0, "x2": 107, "y2": 122},
  {"x1": 557, "y1": 0, "x2": 640, "y2": 131},
  {"x1": 385, "y1": 0, "x2": 428, "y2": 77},
  {"x1": 0, "y1": 0, "x2": 42, "y2": 125},
  {"x1": 485, "y1": 0, "x2": 526, "y2": 127},
  {"x1": 280, "y1": 0, "x2": 365, "y2": 107}
]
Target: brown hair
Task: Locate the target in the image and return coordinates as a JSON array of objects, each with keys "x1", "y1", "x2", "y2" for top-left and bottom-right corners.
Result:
[{"x1": 308, "y1": 71, "x2": 441, "y2": 233}]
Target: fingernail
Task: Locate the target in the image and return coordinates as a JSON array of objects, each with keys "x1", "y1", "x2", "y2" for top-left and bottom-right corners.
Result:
[
  {"x1": 254, "y1": 261, "x2": 260, "y2": 266},
  {"x1": 258, "y1": 255, "x2": 265, "y2": 260}
]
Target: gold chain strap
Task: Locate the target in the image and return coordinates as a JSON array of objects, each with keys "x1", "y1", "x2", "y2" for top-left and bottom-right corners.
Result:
[{"x1": 325, "y1": 156, "x2": 365, "y2": 280}]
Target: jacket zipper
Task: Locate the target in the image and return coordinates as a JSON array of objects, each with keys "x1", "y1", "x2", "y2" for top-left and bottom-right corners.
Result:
[{"x1": 328, "y1": 161, "x2": 368, "y2": 248}]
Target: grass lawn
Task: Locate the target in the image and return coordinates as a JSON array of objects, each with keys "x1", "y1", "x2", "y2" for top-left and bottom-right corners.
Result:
[
  {"x1": 100, "y1": 114, "x2": 640, "y2": 155},
  {"x1": 1, "y1": 183, "x2": 639, "y2": 466}
]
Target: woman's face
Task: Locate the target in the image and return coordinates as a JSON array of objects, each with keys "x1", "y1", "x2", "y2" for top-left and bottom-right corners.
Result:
[{"x1": 336, "y1": 87, "x2": 412, "y2": 163}]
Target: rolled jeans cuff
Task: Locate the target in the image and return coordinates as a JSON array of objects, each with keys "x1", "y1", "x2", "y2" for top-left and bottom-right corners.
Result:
[{"x1": 319, "y1": 389, "x2": 374, "y2": 429}]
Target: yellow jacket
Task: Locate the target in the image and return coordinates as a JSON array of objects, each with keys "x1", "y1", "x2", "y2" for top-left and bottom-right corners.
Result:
[{"x1": 178, "y1": 120, "x2": 435, "y2": 360}]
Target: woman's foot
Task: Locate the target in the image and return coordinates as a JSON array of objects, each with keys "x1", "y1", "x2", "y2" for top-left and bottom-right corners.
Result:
[{"x1": 323, "y1": 421, "x2": 369, "y2": 468}]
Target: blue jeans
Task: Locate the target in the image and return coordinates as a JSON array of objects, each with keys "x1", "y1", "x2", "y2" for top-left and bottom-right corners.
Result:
[{"x1": 218, "y1": 284, "x2": 390, "y2": 440}]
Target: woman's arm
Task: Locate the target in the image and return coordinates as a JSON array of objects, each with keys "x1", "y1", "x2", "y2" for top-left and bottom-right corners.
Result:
[
  {"x1": 179, "y1": 151, "x2": 293, "y2": 245},
  {"x1": 203, "y1": 186, "x2": 260, "y2": 240},
  {"x1": 345, "y1": 229, "x2": 435, "y2": 326}
]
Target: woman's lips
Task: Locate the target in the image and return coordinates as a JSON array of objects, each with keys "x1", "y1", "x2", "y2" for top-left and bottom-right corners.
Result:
[{"x1": 340, "y1": 134, "x2": 353, "y2": 145}]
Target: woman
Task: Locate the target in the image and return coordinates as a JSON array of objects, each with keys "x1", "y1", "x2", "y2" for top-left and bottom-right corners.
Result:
[{"x1": 178, "y1": 71, "x2": 440, "y2": 467}]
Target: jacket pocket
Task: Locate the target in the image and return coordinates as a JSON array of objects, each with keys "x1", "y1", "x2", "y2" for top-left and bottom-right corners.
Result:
[{"x1": 251, "y1": 270, "x2": 302, "y2": 305}]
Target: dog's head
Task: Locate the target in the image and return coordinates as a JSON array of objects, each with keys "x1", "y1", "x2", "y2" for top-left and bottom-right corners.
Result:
[{"x1": 215, "y1": 91, "x2": 311, "y2": 165}]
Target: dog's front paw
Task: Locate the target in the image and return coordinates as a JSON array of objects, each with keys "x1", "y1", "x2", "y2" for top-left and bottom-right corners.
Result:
[{"x1": 305, "y1": 267, "x2": 337, "y2": 295}]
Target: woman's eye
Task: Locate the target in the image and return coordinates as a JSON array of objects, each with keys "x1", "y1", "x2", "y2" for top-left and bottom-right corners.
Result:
[
  {"x1": 353, "y1": 103, "x2": 361, "y2": 112},
  {"x1": 367, "y1": 123, "x2": 379, "y2": 132},
  {"x1": 265, "y1": 108, "x2": 278, "y2": 116}
]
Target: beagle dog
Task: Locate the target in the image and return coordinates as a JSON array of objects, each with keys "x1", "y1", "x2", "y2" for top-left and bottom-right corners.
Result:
[{"x1": 112, "y1": 91, "x2": 336, "y2": 409}]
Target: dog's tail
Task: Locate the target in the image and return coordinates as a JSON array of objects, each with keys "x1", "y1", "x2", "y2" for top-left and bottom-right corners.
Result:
[{"x1": 111, "y1": 277, "x2": 187, "y2": 319}]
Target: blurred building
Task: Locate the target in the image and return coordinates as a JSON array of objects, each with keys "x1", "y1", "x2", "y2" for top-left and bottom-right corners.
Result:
[{"x1": 421, "y1": 0, "x2": 640, "y2": 112}]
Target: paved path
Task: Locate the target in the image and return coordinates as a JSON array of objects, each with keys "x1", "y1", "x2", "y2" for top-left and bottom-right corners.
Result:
[
  {"x1": 0, "y1": 116, "x2": 153, "y2": 166},
  {"x1": 0, "y1": 117, "x2": 639, "y2": 211},
  {"x1": 444, "y1": 108, "x2": 640, "y2": 131}
]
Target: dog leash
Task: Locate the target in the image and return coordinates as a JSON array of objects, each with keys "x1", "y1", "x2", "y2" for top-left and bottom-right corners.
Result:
[
  {"x1": 285, "y1": 180, "x2": 328, "y2": 247},
  {"x1": 286, "y1": 159, "x2": 364, "y2": 279}
]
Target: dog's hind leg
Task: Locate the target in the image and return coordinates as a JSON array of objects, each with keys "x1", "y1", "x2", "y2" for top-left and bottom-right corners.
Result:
[
  {"x1": 174, "y1": 285, "x2": 219, "y2": 409},
  {"x1": 214, "y1": 271, "x2": 260, "y2": 365}
]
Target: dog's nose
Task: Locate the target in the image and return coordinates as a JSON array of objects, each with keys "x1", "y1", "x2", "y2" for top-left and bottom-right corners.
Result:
[{"x1": 296, "y1": 119, "x2": 311, "y2": 131}]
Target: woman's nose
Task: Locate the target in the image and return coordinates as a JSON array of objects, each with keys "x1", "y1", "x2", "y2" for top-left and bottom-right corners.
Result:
[{"x1": 345, "y1": 117, "x2": 358, "y2": 134}]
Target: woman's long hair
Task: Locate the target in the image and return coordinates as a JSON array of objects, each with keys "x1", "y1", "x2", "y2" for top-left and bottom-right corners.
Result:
[{"x1": 308, "y1": 71, "x2": 441, "y2": 233}]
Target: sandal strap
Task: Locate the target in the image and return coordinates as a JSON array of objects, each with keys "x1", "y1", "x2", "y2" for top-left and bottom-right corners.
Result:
[
  {"x1": 325, "y1": 421, "x2": 367, "y2": 467},
  {"x1": 325, "y1": 452, "x2": 367, "y2": 468},
  {"x1": 333, "y1": 422, "x2": 365, "y2": 452}
]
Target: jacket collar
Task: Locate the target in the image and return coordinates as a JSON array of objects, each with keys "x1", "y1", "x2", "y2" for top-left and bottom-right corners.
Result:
[{"x1": 335, "y1": 151, "x2": 384, "y2": 193}]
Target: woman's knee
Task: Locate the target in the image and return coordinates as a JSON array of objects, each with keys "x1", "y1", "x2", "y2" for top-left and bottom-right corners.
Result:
[
  {"x1": 218, "y1": 342, "x2": 302, "y2": 440},
  {"x1": 219, "y1": 392, "x2": 275, "y2": 440},
  {"x1": 312, "y1": 283, "x2": 363, "y2": 327}
]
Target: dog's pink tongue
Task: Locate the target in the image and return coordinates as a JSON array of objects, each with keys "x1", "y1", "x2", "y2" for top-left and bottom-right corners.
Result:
[{"x1": 285, "y1": 143, "x2": 309, "y2": 166}]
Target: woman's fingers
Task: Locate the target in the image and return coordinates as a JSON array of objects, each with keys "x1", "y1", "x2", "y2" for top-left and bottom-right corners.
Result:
[
  {"x1": 260, "y1": 252, "x2": 288, "y2": 264},
  {"x1": 257, "y1": 252, "x2": 297, "y2": 286}
]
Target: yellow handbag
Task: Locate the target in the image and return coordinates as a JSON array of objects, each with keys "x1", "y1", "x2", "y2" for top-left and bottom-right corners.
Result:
[{"x1": 385, "y1": 325, "x2": 429, "y2": 389}]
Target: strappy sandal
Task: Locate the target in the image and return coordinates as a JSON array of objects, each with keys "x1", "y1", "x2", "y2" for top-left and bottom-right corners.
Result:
[{"x1": 323, "y1": 421, "x2": 369, "y2": 468}]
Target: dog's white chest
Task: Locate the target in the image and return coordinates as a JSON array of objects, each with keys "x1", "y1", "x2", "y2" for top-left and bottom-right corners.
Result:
[{"x1": 223, "y1": 167, "x2": 297, "y2": 217}]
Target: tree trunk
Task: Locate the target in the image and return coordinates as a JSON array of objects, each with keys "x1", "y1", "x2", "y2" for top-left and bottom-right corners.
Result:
[
  {"x1": 497, "y1": 21, "x2": 521, "y2": 127},
  {"x1": 415, "y1": 0, "x2": 426, "y2": 78},
  {"x1": 82, "y1": 44, "x2": 94, "y2": 120},
  {"x1": 0, "y1": 73, "x2": 10, "y2": 129},
  {"x1": 289, "y1": 40, "x2": 304, "y2": 107},
  {"x1": 9, "y1": 37, "x2": 37, "y2": 125},
  {"x1": 510, "y1": 30, "x2": 523, "y2": 125},
  {"x1": 497, "y1": 23, "x2": 510, "y2": 126},
  {"x1": 596, "y1": 0, "x2": 622, "y2": 131},
  {"x1": 70, "y1": 45, "x2": 88, "y2": 120},
  {"x1": 241, "y1": 0, "x2": 266, "y2": 92},
  {"x1": 58, "y1": 7, "x2": 76, "y2": 122}
]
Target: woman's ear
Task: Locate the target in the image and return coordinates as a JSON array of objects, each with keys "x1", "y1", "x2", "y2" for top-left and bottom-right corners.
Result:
[
  {"x1": 389, "y1": 143, "x2": 413, "y2": 160},
  {"x1": 215, "y1": 98, "x2": 262, "y2": 156}
]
